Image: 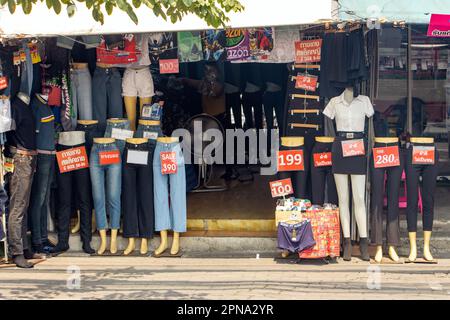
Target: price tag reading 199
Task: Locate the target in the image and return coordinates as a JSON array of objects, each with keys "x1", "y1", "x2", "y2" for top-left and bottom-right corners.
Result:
[
  {"x1": 277, "y1": 150, "x2": 304, "y2": 172},
  {"x1": 269, "y1": 178, "x2": 294, "y2": 198}
]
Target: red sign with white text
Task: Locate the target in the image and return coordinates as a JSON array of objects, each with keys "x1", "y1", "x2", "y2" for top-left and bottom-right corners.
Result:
[
  {"x1": 412, "y1": 146, "x2": 435, "y2": 165},
  {"x1": 277, "y1": 150, "x2": 304, "y2": 172},
  {"x1": 99, "y1": 150, "x2": 121, "y2": 166},
  {"x1": 295, "y1": 74, "x2": 318, "y2": 91},
  {"x1": 0, "y1": 77, "x2": 8, "y2": 90},
  {"x1": 270, "y1": 178, "x2": 294, "y2": 198},
  {"x1": 56, "y1": 146, "x2": 89, "y2": 173},
  {"x1": 313, "y1": 152, "x2": 332, "y2": 167},
  {"x1": 373, "y1": 146, "x2": 400, "y2": 168},
  {"x1": 295, "y1": 39, "x2": 322, "y2": 64},
  {"x1": 159, "y1": 59, "x2": 180, "y2": 74},
  {"x1": 160, "y1": 151, "x2": 178, "y2": 174},
  {"x1": 341, "y1": 139, "x2": 365, "y2": 157}
]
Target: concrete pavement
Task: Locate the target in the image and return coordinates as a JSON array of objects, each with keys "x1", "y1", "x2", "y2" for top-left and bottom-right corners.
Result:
[{"x1": 1, "y1": 255, "x2": 450, "y2": 300}]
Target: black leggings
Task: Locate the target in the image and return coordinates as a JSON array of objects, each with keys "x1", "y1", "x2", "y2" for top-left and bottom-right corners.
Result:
[
  {"x1": 370, "y1": 143, "x2": 403, "y2": 246},
  {"x1": 122, "y1": 142, "x2": 155, "y2": 238},
  {"x1": 242, "y1": 91, "x2": 263, "y2": 130},
  {"x1": 225, "y1": 92, "x2": 242, "y2": 129},
  {"x1": 277, "y1": 145, "x2": 309, "y2": 199},
  {"x1": 310, "y1": 141, "x2": 337, "y2": 205},
  {"x1": 405, "y1": 144, "x2": 439, "y2": 232}
]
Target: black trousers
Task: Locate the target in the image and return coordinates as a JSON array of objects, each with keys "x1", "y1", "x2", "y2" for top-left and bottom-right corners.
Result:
[
  {"x1": 225, "y1": 92, "x2": 242, "y2": 129},
  {"x1": 56, "y1": 144, "x2": 93, "y2": 246},
  {"x1": 122, "y1": 142, "x2": 155, "y2": 238},
  {"x1": 310, "y1": 141, "x2": 337, "y2": 205},
  {"x1": 277, "y1": 145, "x2": 309, "y2": 199},
  {"x1": 370, "y1": 143, "x2": 403, "y2": 246},
  {"x1": 242, "y1": 91, "x2": 263, "y2": 130},
  {"x1": 405, "y1": 144, "x2": 439, "y2": 232}
]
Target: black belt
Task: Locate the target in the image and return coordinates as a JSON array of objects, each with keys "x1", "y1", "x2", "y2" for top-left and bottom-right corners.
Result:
[{"x1": 337, "y1": 132, "x2": 365, "y2": 139}]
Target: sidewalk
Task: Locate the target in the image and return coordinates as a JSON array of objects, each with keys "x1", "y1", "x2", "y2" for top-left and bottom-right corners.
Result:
[{"x1": 1, "y1": 256, "x2": 450, "y2": 300}]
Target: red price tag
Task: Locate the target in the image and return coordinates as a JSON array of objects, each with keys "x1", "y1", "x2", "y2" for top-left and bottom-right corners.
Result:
[
  {"x1": 295, "y1": 74, "x2": 318, "y2": 91},
  {"x1": 160, "y1": 151, "x2": 178, "y2": 174},
  {"x1": 277, "y1": 150, "x2": 304, "y2": 172},
  {"x1": 159, "y1": 59, "x2": 179, "y2": 74},
  {"x1": 295, "y1": 39, "x2": 322, "y2": 64},
  {"x1": 373, "y1": 146, "x2": 400, "y2": 168},
  {"x1": 269, "y1": 178, "x2": 294, "y2": 198},
  {"x1": 99, "y1": 150, "x2": 121, "y2": 166},
  {"x1": 313, "y1": 152, "x2": 332, "y2": 167},
  {"x1": 412, "y1": 146, "x2": 435, "y2": 165},
  {"x1": 0, "y1": 77, "x2": 8, "y2": 90},
  {"x1": 341, "y1": 139, "x2": 365, "y2": 157},
  {"x1": 56, "y1": 146, "x2": 89, "y2": 173}
]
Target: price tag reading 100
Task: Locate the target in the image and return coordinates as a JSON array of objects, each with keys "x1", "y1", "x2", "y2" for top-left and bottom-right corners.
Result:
[
  {"x1": 277, "y1": 150, "x2": 304, "y2": 172},
  {"x1": 269, "y1": 178, "x2": 294, "y2": 198}
]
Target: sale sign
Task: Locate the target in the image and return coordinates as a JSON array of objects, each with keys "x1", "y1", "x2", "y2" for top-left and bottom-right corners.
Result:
[
  {"x1": 295, "y1": 73, "x2": 318, "y2": 91},
  {"x1": 159, "y1": 59, "x2": 179, "y2": 74},
  {"x1": 341, "y1": 139, "x2": 365, "y2": 157},
  {"x1": 160, "y1": 151, "x2": 178, "y2": 175},
  {"x1": 313, "y1": 152, "x2": 332, "y2": 167},
  {"x1": 295, "y1": 39, "x2": 322, "y2": 64},
  {"x1": 270, "y1": 178, "x2": 294, "y2": 198},
  {"x1": 56, "y1": 146, "x2": 89, "y2": 173},
  {"x1": 99, "y1": 150, "x2": 121, "y2": 166},
  {"x1": 373, "y1": 146, "x2": 400, "y2": 168},
  {"x1": 277, "y1": 150, "x2": 304, "y2": 172},
  {"x1": 412, "y1": 146, "x2": 435, "y2": 165}
]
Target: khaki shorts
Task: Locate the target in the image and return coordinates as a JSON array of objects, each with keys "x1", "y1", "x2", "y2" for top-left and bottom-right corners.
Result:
[{"x1": 122, "y1": 67, "x2": 155, "y2": 98}]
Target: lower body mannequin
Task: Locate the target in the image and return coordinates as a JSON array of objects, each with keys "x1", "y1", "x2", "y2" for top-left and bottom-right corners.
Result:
[{"x1": 124, "y1": 96, "x2": 152, "y2": 131}]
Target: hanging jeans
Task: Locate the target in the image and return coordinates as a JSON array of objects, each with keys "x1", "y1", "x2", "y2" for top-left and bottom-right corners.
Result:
[
  {"x1": 405, "y1": 143, "x2": 439, "y2": 232},
  {"x1": 92, "y1": 67, "x2": 123, "y2": 133},
  {"x1": 122, "y1": 142, "x2": 155, "y2": 238},
  {"x1": 310, "y1": 141, "x2": 337, "y2": 205},
  {"x1": 56, "y1": 144, "x2": 93, "y2": 248},
  {"x1": 90, "y1": 142, "x2": 122, "y2": 230},
  {"x1": 370, "y1": 143, "x2": 404, "y2": 246},
  {"x1": 153, "y1": 141, "x2": 187, "y2": 233},
  {"x1": 28, "y1": 153, "x2": 55, "y2": 249},
  {"x1": 104, "y1": 119, "x2": 131, "y2": 153},
  {"x1": 8, "y1": 152, "x2": 36, "y2": 256},
  {"x1": 277, "y1": 145, "x2": 309, "y2": 199},
  {"x1": 71, "y1": 67, "x2": 94, "y2": 123},
  {"x1": 242, "y1": 91, "x2": 263, "y2": 130},
  {"x1": 19, "y1": 43, "x2": 33, "y2": 97}
]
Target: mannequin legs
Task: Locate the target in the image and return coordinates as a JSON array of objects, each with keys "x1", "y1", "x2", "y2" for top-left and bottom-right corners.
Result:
[
  {"x1": 171, "y1": 232, "x2": 180, "y2": 255},
  {"x1": 110, "y1": 229, "x2": 118, "y2": 254},
  {"x1": 97, "y1": 229, "x2": 118, "y2": 255},
  {"x1": 155, "y1": 230, "x2": 168, "y2": 255},
  {"x1": 124, "y1": 96, "x2": 151, "y2": 131},
  {"x1": 408, "y1": 232, "x2": 417, "y2": 262},
  {"x1": 423, "y1": 231, "x2": 434, "y2": 261},
  {"x1": 374, "y1": 245, "x2": 399, "y2": 263},
  {"x1": 71, "y1": 211, "x2": 80, "y2": 234},
  {"x1": 154, "y1": 230, "x2": 181, "y2": 256},
  {"x1": 123, "y1": 238, "x2": 149, "y2": 255}
]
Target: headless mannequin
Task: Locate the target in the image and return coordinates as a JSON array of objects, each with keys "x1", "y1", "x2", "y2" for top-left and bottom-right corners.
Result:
[
  {"x1": 71, "y1": 120, "x2": 99, "y2": 235},
  {"x1": 154, "y1": 136, "x2": 182, "y2": 256},
  {"x1": 279, "y1": 137, "x2": 304, "y2": 258},
  {"x1": 408, "y1": 137, "x2": 435, "y2": 262},
  {"x1": 123, "y1": 137, "x2": 150, "y2": 256},
  {"x1": 93, "y1": 137, "x2": 119, "y2": 255},
  {"x1": 316, "y1": 136, "x2": 334, "y2": 144},
  {"x1": 373, "y1": 136, "x2": 400, "y2": 263}
]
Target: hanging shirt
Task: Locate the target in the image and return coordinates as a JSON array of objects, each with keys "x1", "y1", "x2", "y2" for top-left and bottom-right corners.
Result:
[
  {"x1": 6, "y1": 97, "x2": 36, "y2": 150},
  {"x1": 323, "y1": 92, "x2": 374, "y2": 132},
  {"x1": 96, "y1": 34, "x2": 138, "y2": 65},
  {"x1": 114, "y1": 34, "x2": 151, "y2": 68},
  {"x1": 31, "y1": 94, "x2": 55, "y2": 151},
  {"x1": 267, "y1": 26, "x2": 300, "y2": 63}
]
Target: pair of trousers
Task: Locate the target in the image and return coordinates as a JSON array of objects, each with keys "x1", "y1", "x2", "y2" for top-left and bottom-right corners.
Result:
[
  {"x1": 277, "y1": 145, "x2": 309, "y2": 199},
  {"x1": 153, "y1": 141, "x2": 187, "y2": 232},
  {"x1": 28, "y1": 153, "x2": 55, "y2": 248},
  {"x1": 134, "y1": 123, "x2": 162, "y2": 144},
  {"x1": 405, "y1": 144, "x2": 439, "y2": 232},
  {"x1": 19, "y1": 43, "x2": 33, "y2": 97},
  {"x1": 56, "y1": 144, "x2": 92, "y2": 246},
  {"x1": 263, "y1": 90, "x2": 284, "y2": 131},
  {"x1": 242, "y1": 91, "x2": 263, "y2": 130},
  {"x1": 71, "y1": 67, "x2": 93, "y2": 125},
  {"x1": 90, "y1": 142, "x2": 122, "y2": 230},
  {"x1": 104, "y1": 119, "x2": 131, "y2": 153},
  {"x1": 370, "y1": 143, "x2": 404, "y2": 246},
  {"x1": 92, "y1": 67, "x2": 123, "y2": 132},
  {"x1": 225, "y1": 92, "x2": 242, "y2": 129},
  {"x1": 122, "y1": 142, "x2": 155, "y2": 238},
  {"x1": 8, "y1": 153, "x2": 36, "y2": 256},
  {"x1": 310, "y1": 141, "x2": 337, "y2": 205},
  {"x1": 75, "y1": 122, "x2": 103, "y2": 155}
]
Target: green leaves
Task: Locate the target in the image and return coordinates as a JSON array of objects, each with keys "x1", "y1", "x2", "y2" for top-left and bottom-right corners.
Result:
[
  {"x1": 52, "y1": 0, "x2": 61, "y2": 13},
  {"x1": 8, "y1": 0, "x2": 16, "y2": 13}
]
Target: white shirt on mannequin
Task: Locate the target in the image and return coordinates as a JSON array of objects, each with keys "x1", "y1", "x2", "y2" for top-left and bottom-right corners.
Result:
[{"x1": 323, "y1": 91, "x2": 374, "y2": 132}]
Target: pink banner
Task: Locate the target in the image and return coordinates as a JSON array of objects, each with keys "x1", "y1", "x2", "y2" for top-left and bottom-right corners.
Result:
[{"x1": 427, "y1": 14, "x2": 450, "y2": 37}]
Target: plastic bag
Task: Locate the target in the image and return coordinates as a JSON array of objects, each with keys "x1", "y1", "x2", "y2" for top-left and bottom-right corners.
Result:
[{"x1": 0, "y1": 98, "x2": 12, "y2": 133}]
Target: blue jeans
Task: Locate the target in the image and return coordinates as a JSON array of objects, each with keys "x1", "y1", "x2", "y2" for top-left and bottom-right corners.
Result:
[
  {"x1": 153, "y1": 141, "x2": 187, "y2": 232},
  {"x1": 71, "y1": 67, "x2": 93, "y2": 125},
  {"x1": 90, "y1": 142, "x2": 122, "y2": 230},
  {"x1": 92, "y1": 67, "x2": 123, "y2": 133},
  {"x1": 19, "y1": 43, "x2": 33, "y2": 97},
  {"x1": 104, "y1": 119, "x2": 131, "y2": 153},
  {"x1": 134, "y1": 123, "x2": 162, "y2": 146},
  {"x1": 28, "y1": 154, "x2": 55, "y2": 247}
]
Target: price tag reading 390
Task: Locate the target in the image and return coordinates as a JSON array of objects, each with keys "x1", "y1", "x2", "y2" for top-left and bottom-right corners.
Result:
[
  {"x1": 160, "y1": 151, "x2": 177, "y2": 175},
  {"x1": 269, "y1": 178, "x2": 294, "y2": 198},
  {"x1": 277, "y1": 150, "x2": 304, "y2": 172}
]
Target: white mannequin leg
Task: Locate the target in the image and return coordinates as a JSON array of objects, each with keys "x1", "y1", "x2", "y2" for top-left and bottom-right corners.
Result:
[
  {"x1": 350, "y1": 174, "x2": 367, "y2": 238},
  {"x1": 334, "y1": 174, "x2": 350, "y2": 238}
]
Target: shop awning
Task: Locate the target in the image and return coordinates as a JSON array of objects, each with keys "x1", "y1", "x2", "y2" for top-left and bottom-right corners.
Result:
[
  {"x1": 338, "y1": 0, "x2": 450, "y2": 24},
  {"x1": 0, "y1": 0, "x2": 332, "y2": 37}
]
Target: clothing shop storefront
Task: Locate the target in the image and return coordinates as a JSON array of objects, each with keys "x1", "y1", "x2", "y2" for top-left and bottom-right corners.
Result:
[{"x1": 0, "y1": 0, "x2": 449, "y2": 267}]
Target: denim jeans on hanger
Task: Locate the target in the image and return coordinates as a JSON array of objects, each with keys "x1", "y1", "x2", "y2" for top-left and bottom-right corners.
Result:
[{"x1": 19, "y1": 43, "x2": 33, "y2": 97}]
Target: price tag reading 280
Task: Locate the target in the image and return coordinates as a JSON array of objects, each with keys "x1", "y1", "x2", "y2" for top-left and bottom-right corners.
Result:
[
  {"x1": 270, "y1": 178, "x2": 294, "y2": 198},
  {"x1": 373, "y1": 146, "x2": 400, "y2": 168},
  {"x1": 277, "y1": 150, "x2": 304, "y2": 172},
  {"x1": 160, "y1": 151, "x2": 177, "y2": 175}
]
